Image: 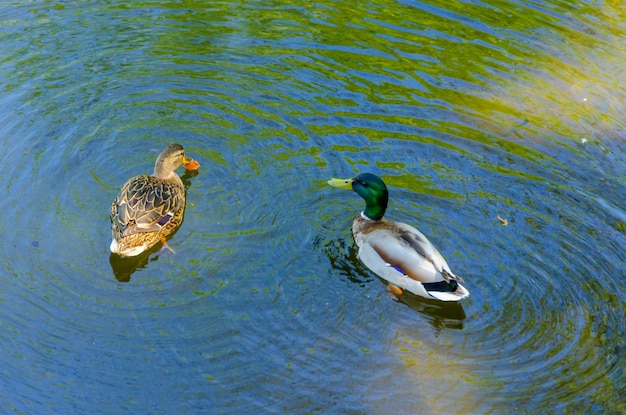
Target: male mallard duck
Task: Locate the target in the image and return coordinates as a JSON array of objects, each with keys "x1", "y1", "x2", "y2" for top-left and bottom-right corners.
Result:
[
  {"x1": 328, "y1": 173, "x2": 469, "y2": 302},
  {"x1": 110, "y1": 143, "x2": 196, "y2": 257}
]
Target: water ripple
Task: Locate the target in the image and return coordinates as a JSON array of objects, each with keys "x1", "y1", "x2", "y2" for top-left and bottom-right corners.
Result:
[{"x1": 0, "y1": 0, "x2": 625, "y2": 413}]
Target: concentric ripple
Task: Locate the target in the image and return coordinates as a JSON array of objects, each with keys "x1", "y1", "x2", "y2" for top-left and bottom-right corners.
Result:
[{"x1": 0, "y1": 0, "x2": 624, "y2": 414}]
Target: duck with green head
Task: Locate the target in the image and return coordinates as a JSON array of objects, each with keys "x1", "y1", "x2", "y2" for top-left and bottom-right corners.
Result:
[
  {"x1": 328, "y1": 173, "x2": 469, "y2": 302},
  {"x1": 110, "y1": 143, "x2": 197, "y2": 257}
]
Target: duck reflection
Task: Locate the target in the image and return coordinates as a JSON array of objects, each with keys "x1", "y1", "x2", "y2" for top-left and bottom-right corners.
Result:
[
  {"x1": 109, "y1": 245, "x2": 161, "y2": 282},
  {"x1": 181, "y1": 168, "x2": 199, "y2": 184},
  {"x1": 392, "y1": 292, "x2": 466, "y2": 330},
  {"x1": 317, "y1": 236, "x2": 466, "y2": 329}
]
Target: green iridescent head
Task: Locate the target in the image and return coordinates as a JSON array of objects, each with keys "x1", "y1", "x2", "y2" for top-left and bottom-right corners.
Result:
[{"x1": 328, "y1": 173, "x2": 388, "y2": 220}]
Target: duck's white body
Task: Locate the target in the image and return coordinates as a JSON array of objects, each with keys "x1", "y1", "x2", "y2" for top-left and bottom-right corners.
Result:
[
  {"x1": 329, "y1": 174, "x2": 469, "y2": 302},
  {"x1": 353, "y1": 214, "x2": 469, "y2": 301}
]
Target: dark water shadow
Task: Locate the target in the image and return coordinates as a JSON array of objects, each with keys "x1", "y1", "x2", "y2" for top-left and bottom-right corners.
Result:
[
  {"x1": 181, "y1": 168, "x2": 199, "y2": 187},
  {"x1": 109, "y1": 244, "x2": 164, "y2": 282},
  {"x1": 316, "y1": 236, "x2": 466, "y2": 330},
  {"x1": 393, "y1": 292, "x2": 466, "y2": 330},
  {"x1": 110, "y1": 251, "x2": 151, "y2": 282}
]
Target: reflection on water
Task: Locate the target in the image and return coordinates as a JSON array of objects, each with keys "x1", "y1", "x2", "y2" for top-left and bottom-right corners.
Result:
[
  {"x1": 109, "y1": 249, "x2": 161, "y2": 282},
  {"x1": 0, "y1": 0, "x2": 625, "y2": 414},
  {"x1": 396, "y1": 295, "x2": 466, "y2": 331}
]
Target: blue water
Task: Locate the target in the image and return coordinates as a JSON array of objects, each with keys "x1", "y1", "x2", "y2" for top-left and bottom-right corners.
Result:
[{"x1": 0, "y1": 1, "x2": 624, "y2": 414}]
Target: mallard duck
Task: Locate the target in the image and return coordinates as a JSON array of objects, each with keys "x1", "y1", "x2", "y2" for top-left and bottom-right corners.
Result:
[
  {"x1": 328, "y1": 173, "x2": 469, "y2": 302},
  {"x1": 110, "y1": 143, "x2": 195, "y2": 257}
]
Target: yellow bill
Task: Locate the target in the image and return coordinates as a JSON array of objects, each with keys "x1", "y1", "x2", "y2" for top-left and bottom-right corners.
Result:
[{"x1": 327, "y1": 177, "x2": 354, "y2": 190}]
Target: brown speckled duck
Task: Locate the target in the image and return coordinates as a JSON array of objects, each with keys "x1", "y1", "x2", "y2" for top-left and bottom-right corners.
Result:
[
  {"x1": 110, "y1": 143, "x2": 195, "y2": 257},
  {"x1": 328, "y1": 173, "x2": 469, "y2": 302}
]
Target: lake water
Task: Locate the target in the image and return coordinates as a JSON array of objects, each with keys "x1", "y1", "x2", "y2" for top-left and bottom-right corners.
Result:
[{"x1": 0, "y1": 1, "x2": 624, "y2": 414}]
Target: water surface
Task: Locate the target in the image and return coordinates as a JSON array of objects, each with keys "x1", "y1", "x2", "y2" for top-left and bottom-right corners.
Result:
[{"x1": 0, "y1": 0, "x2": 624, "y2": 413}]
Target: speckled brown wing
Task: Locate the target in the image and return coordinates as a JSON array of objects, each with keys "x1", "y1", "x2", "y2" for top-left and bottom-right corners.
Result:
[{"x1": 111, "y1": 175, "x2": 186, "y2": 241}]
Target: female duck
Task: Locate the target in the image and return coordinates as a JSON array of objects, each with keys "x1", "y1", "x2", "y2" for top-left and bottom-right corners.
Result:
[
  {"x1": 328, "y1": 173, "x2": 469, "y2": 302},
  {"x1": 110, "y1": 143, "x2": 195, "y2": 257}
]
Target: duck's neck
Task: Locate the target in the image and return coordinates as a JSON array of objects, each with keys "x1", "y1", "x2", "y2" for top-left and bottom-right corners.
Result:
[
  {"x1": 360, "y1": 211, "x2": 377, "y2": 221},
  {"x1": 155, "y1": 168, "x2": 176, "y2": 179},
  {"x1": 154, "y1": 169, "x2": 183, "y2": 188},
  {"x1": 362, "y1": 197, "x2": 387, "y2": 221}
]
